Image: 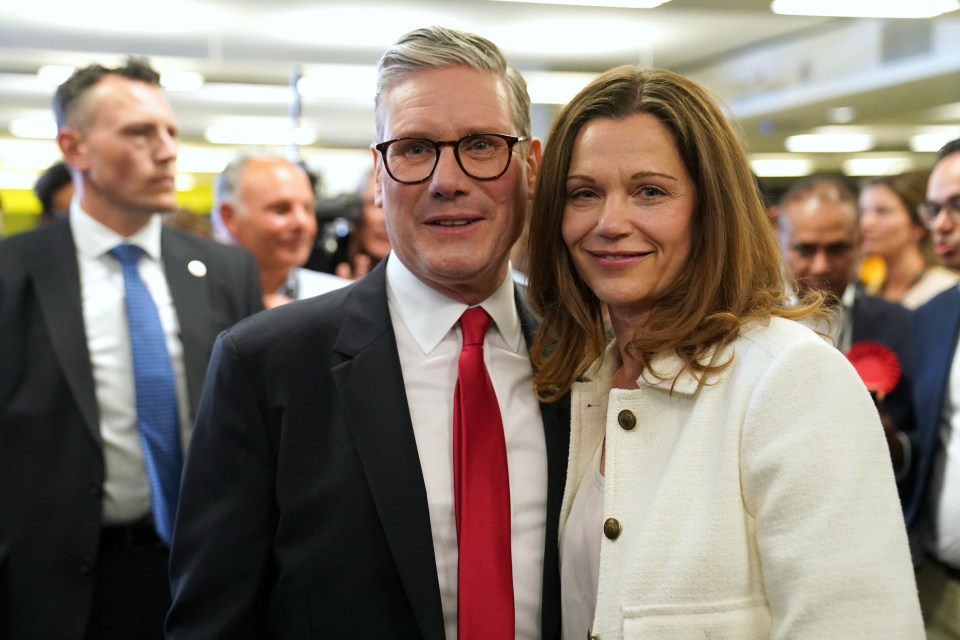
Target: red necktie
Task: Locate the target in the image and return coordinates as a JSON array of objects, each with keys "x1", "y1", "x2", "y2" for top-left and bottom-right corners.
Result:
[{"x1": 453, "y1": 307, "x2": 514, "y2": 640}]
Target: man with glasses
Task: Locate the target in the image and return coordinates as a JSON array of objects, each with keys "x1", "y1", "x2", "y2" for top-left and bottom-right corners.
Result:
[
  {"x1": 907, "y1": 138, "x2": 960, "y2": 638},
  {"x1": 166, "y1": 27, "x2": 568, "y2": 640},
  {"x1": 778, "y1": 175, "x2": 914, "y2": 473}
]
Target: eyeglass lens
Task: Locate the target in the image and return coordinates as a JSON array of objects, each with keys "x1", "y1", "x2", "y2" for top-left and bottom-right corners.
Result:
[
  {"x1": 381, "y1": 134, "x2": 516, "y2": 183},
  {"x1": 919, "y1": 193, "x2": 960, "y2": 223}
]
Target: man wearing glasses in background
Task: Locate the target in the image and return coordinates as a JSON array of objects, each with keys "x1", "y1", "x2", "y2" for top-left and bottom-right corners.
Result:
[
  {"x1": 906, "y1": 138, "x2": 960, "y2": 638},
  {"x1": 166, "y1": 26, "x2": 568, "y2": 640}
]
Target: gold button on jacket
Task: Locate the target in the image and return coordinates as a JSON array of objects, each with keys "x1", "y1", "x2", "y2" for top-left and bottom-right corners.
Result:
[{"x1": 603, "y1": 517, "x2": 621, "y2": 540}]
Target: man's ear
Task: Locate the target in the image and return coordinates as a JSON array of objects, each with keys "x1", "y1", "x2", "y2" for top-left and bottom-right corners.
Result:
[
  {"x1": 219, "y1": 202, "x2": 240, "y2": 238},
  {"x1": 525, "y1": 138, "x2": 543, "y2": 197},
  {"x1": 371, "y1": 146, "x2": 384, "y2": 208},
  {"x1": 57, "y1": 128, "x2": 87, "y2": 171}
]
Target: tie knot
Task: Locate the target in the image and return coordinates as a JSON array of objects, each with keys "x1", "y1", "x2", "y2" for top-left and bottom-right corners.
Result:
[
  {"x1": 460, "y1": 307, "x2": 491, "y2": 347},
  {"x1": 109, "y1": 243, "x2": 145, "y2": 266}
]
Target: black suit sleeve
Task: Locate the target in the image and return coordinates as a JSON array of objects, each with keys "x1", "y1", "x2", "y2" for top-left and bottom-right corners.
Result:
[{"x1": 167, "y1": 330, "x2": 277, "y2": 640}]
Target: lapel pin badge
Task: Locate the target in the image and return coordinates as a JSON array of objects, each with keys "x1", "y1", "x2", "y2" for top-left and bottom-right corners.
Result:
[{"x1": 187, "y1": 260, "x2": 208, "y2": 278}]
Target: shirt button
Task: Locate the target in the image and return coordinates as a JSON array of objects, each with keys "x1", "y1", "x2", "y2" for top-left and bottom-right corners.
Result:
[
  {"x1": 617, "y1": 409, "x2": 636, "y2": 430},
  {"x1": 603, "y1": 517, "x2": 622, "y2": 540}
]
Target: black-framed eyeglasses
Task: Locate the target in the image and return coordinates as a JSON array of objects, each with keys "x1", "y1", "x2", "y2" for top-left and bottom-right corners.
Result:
[
  {"x1": 374, "y1": 133, "x2": 527, "y2": 184},
  {"x1": 918, "y1": 193, "x2": 960, "y2": 225}
]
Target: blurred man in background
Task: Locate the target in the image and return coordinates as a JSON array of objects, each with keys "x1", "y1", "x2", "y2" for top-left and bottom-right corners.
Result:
[
  {"x1": 214, "y1": 152, "x2": 348, "y2": 307},
  {"x1": 33, "y1": 160, "x2": 74, "y2": 226},
  {"x1": 779, "y1": 175, "x2": 914, "y2": 477},
  {"x1": 909, "y1": 138, "x2": 960, "y2": 638}
]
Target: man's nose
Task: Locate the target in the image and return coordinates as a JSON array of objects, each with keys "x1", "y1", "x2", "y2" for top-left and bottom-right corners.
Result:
[
  {"x1": 809, "y1": 249, "x2": 832, "y2": 274},
  {"x1": 429, "y1": 146, "x2": 470, "y2": 195},
  {"x1": 930, "y1": 207, "x2": 956, "y2": 233}
]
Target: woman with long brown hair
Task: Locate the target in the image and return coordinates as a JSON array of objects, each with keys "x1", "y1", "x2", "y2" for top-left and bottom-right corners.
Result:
[{"x1": 527, "y1": 65, "x2": 922, "y2": 640}]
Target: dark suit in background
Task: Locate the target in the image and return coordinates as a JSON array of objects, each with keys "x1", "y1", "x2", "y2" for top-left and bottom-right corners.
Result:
[
  {"x1": 849, "y1": 287, "x2": 915, "y2": 460},
  {"x1": 904, "y1": 286, "x2": 960, "y2": 531},
  {"x1": 0, "y1": 220, "x2": 262, "y2": 640}
]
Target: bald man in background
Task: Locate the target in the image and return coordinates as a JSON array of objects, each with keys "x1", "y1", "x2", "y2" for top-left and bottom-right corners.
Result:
[{"x1": 213, "y1": 152, "x2": 348, "y2": 308}]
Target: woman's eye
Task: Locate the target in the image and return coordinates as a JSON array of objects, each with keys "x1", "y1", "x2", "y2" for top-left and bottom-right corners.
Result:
[
  {"x1": 638, "y1": 186, "x2": 664, "y2": 198},
  {"x1": 567, "y1": 189, "x2": 596, "y2": 201}
]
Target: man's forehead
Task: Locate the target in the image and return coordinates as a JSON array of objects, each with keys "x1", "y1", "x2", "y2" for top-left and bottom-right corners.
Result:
[
  {"x1": 380, "y1": 66, "x2": 511, "y2": 135},
  {"x1": 82, "y1": 76, "x2": 174, "y2": 126},
  {"x1": 787, "y1": 199, "x2": 855, "y2": 230},
  {"x1": 929, "y1": 154, "x2": 960, "y2": 197}
]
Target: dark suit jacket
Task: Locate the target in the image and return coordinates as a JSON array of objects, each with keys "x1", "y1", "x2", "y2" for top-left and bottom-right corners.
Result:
[
  {"x1": 0, "y1": 220, "x2": 263, "y2": 640},
  {"x1": 849, "y1": 287, "x2": 915, "y2": 456},
  {"x1": 903, "y1": 286, "x2": 960, "y2": 530},
  {"x1": 166, "y1": 259, "x2": 570, "y2": 640}
]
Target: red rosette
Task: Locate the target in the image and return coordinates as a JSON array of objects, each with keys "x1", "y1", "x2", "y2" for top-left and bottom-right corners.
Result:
[{"x1": 845, "y1": 340, "x2": 901, "y2": 395}]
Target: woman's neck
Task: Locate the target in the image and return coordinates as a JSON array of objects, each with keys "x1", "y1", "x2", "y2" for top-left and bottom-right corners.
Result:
[
  {"x1": 880, "y1": 247, "x2": 926, "y2": 303},
  {"x1": 609, "y1": 310, "x2": 646, "y2": 390}
]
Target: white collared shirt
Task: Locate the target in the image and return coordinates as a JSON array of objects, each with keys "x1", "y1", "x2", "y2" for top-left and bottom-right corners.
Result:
[
  {"x1": 70, "y1": 205, "x2": 190, "y2": 525},
  {"x1": 931, "y1": 332, "x2": 960, "y2": 566},
  {"x1": 385, "y1": 253, "x2": 547, "y2": 640}
]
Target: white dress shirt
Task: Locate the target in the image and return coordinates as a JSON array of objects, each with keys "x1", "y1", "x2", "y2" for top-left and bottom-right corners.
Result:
[
  {"x1": 282, "y1": 267, "x2": 349, "y2": 300},
  {"x1": 931, "y1": 335, "x2": 960, "y2": 566},
  {"x1": 385, "y1": 254, "x2": 547, "y2": 640},
  {"x1": 70, "y1": 205, "x2": 190, "y2": 525},
  {"x1": 560, "y1": 440, "x2": 604, "y2": 640}
]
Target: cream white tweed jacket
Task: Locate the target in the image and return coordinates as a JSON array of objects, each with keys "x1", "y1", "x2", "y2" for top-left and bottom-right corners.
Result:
[{"x1": 561, "y1": 316, "x2": 924, "y2": 640}]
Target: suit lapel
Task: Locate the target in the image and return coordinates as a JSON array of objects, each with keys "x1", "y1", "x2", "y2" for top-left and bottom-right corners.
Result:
[
  {"x1": 161, "y1": 229, "x2": 208, "y2": 414},
  {"x1": 330, "y1": 262, "x2": 446, "y2": 640},
  {"x1": 516, "y1": 287, "x2": 569, "y2": 640},
  {"x1": 28, "y1": 222, "x2": 100, "y2": 443},
  {"x1": 917, "y1": 290, "x2": 960, "y2": 430}
]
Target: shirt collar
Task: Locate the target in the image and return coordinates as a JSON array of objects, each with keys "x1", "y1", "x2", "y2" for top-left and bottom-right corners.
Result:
[
  {"x1": 841, "y1": 282, "x2": 856, "y2": 309},
  {"x1": 385, "y1": 252, "x2": 522, "y2": 355},
  {"x1": 69, "y1": 202, "x2": 164, "y2": 262}
]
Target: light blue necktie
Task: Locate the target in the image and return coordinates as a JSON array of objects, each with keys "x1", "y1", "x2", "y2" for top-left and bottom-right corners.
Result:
[{"x1": 109, "y1": 244, "x2": 182, "y2": 545}]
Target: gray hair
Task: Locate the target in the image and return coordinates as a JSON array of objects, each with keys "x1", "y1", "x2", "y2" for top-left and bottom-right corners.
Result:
[{"x1": 374, "y1": 26, "x2": 532, "y2": 142}]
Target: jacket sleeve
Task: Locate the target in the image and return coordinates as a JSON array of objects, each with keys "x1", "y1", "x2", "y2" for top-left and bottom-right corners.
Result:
[
  {"x1": 739, "y1": 338, "x2": 924, "y2": 639},
  {"x1": 166, "y1": 330, "x2": 277, "y2": 639}
]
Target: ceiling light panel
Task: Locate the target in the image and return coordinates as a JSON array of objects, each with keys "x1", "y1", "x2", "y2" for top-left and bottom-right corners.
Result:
[
  {"x1": 910, "y1": 128, "x2": 960, "y2": 152},
  {"x1": 750, "y1": 157, "x2": 816, "y2": 177},
  {"x1": 297, "y1": 66, "x2": 378, "y2": 102},
  {"x1": 204, "y1": 119, "x2": 316, "y2": 146},
  {"x1": 258, "y1": 7, "x2": 462, "y2": 48},
  {"x1": 488, "y1": 18, "x2": 660, "y2": 57},
  {"x1": 488, "y1": 0, "x2": 671, "y2": 8},
  {"x1": 843, "y1": 156, "x2": 916, "y2": 176},
  {"x1": 785, "y1": 133, "x2": 875, "y2": 153},
  {"x1": 8, "y1": 0, "x2": 224, "y2": 33},
  {"x1": 771, "y1": 0, "x2": 959, "y2": 18}
]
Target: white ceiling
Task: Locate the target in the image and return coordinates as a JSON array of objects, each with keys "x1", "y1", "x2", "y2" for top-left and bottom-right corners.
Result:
[{"x1": 1, "y1": 0, "x2": 959, "y2": 186}]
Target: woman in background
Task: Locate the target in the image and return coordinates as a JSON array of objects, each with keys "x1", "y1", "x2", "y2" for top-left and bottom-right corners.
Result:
[
  {"x1": 527, "y1": 65, "x2": 922, "y2": 640},
  {"x1": 859, "y1": 171, "x2": 959, "y2": 308}
]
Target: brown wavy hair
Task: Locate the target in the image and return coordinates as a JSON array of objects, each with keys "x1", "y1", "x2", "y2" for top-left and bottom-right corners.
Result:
[
  {"x1": 859, "y1": 170, "x2": 937, "y2": 264},
  {"x1": 527, "y1": 66, "x2": 823, "y2": 402}
]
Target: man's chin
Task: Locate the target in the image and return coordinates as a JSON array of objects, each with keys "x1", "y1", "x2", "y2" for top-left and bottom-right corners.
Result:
[{"x1": 941, "y1": 249, "x2": 960, "y2": 271}]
